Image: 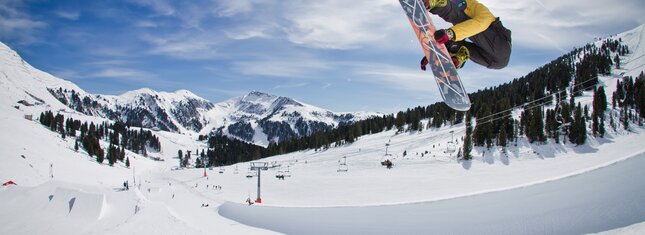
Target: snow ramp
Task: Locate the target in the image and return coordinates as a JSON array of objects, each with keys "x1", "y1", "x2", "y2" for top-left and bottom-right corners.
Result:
[{"x1": 47, "y1": 187, "x2": 106, "y2": 220}]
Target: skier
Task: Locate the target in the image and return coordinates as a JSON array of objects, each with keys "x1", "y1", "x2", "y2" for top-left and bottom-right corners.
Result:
[{"x1": 420, "y1": 0, "x2": 512, "y2": 70}]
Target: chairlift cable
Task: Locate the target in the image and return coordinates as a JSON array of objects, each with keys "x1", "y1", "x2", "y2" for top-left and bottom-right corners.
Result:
[{"x1": 474, "y1": 74, "x2": 616, "y2": 125}]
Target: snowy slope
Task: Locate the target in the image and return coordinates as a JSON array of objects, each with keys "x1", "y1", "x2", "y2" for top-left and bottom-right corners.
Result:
[
  {"x1": 0, "y1": 42, "x2": 82, "y2": 114},
  {"x1": 1, "y1": 24, "x2": 645, "y2": 235},
  {"x1": 615, "y1": 24, "x2": 645, "y2": 78}
]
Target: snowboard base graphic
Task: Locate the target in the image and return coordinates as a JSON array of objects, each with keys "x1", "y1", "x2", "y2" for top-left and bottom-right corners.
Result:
[{"x1": 398, "y1": 0, "x2": 471, "y2": 111}]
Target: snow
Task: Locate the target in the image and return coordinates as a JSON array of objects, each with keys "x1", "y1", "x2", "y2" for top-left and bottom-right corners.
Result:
[
  {"x1": 614, "y1": 24, "x2": 645, "y2": 78},
  {"x1": 1, "y1": 24, "x2": 645, "y2": 234},
  {"x1": 219, "y1": 151, "x2": 645, "y2": 235}
]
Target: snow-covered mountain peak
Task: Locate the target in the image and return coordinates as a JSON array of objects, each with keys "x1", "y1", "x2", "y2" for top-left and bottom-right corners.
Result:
[
  {"x1": 243, "y1": 91, "x2": 274, "y2": 102},
  {"x1": 233, "y1": 91, "x2": 304, "y2": 115},
  {"x1": 1, "y1": 40, "x2": 376, "y2": 145},
  {"x1": 172, "y1": 89, "x2": 202, "y2": 100},
  {"x1": 120, "y1": 88, "x2": 156, "y2": 99}
]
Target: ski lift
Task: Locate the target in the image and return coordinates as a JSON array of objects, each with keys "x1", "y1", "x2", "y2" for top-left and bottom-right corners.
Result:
[
  {"x1": 246, "y1": 167, "x2": 256, "y2": 178},
  {"x1": 384, "y1": 139, "x2": 392, "y2": 156},
  {"x1": 275, "y1": 170, "x2": 284, "y2": 179},
  {"x1": 445, "y1": 141, "x2": 456, "y2": 153},
  {"x1": 554, "y1": 100, "x2": 571, "y2": 127},
  {"x1": 337, "y1": 156, "x2": 348, "y2": 172},
  {"x1": 444, "y1": 131, "x2": 456, "y2": 153},
  {"x1": 275, "y1": 165, "x2": 291, "y2": 179}
]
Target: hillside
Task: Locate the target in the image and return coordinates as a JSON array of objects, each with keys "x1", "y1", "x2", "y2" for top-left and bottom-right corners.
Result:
[{"x1": 0, "y1": 23, "x2": 644, "y2": 235}]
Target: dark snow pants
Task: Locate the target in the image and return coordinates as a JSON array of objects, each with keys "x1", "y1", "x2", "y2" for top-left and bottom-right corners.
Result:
[{"x1": 430, "y1": 2, "x2": 512, "y2": 69}]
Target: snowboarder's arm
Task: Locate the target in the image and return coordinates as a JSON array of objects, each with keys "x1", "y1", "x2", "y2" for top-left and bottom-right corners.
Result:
[{"x1": 450, "y1": 0, "x2": 496, "y2": 41}]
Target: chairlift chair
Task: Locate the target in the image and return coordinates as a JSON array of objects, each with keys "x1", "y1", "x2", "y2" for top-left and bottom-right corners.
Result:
[
  {"x1": 246, "y1": 168, "x2": 255, "y2": 178},
  {"x1": 554, "y1": 101, "x2": 571, "y2": 129},
  {"x1": 337, "y1": 164, "x2": 348, "y2": 172},
  {"x1": 445, "y1": 140, "x2": 457, "y2": 153},
  {"x1": 337, "y1": 156, "x2": 348, "y2": 172}
]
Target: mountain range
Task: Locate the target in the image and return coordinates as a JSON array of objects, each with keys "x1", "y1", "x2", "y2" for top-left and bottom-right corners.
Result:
[{"x1": 0, "y1": 42, "x2": 377, "y2": 147}]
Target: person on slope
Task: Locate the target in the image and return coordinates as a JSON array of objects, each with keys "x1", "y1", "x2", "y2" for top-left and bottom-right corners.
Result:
[{"x1": 420, "y1": 0, "x2": 512, "y2": 71}]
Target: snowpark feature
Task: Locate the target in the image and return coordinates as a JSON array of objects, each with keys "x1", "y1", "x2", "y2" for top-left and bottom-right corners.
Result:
[
  {"x1": 1, "y1": 23, "x2": 645, "y2": 235},
  {"x1": 47, "y1": 187, "x2": 106, "y2": 221}
]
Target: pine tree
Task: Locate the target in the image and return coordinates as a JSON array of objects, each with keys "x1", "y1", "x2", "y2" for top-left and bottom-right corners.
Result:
[
  {"x1": 178, "y1": 150, "x2": 184, "y2": 168},
  {"x1": 96, "y1": 149, "x2": 105, "y2": 164},
  {"x1": 195, "y1": 158, "x2": 203, "y2": 168},
  {"x1": 119, "y1": 147, "x2": 125, "y2": 162},
  {"x1": 623, "y1": 108, "x2": 630, "y2": 130},
  {"x1": 569, "y1": 103, "x2": 587, "y2": 145},
  {"x1": 107, "y1": 144, "x2": 117, "y2": 166},
  {"x1": 527, "y1": 106, "x2": 546, "y2": 143},
  {"x1": 592, "y1": 114, "x2": 601, "y2": 137},
  {"x1": 498, "y1": 125, "x2": 507, "y2": 147},
  {"x1": 599, "y1": 116, "x2": 606, "y2": 137},
  {"x1": 463, "y1": 112, "x2": 473, "y2": 160},
  {"x1": 614, "y1": 54, "x2": 621, "y2": 69}
]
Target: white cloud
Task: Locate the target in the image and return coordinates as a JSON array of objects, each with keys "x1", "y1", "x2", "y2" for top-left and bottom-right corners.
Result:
[
  {"x1": 55, "y1": 10, "x2": 81, "y2": 21},
  {"x1": 282, "y1": 0, "x2": 403, "y2": 49},
  {"x1": 482, "y1": 0, "x2": 645, "y2": 51},
  {"x1": 135, "y1": 20, "x2": 158, "y2": 28},
  {"x1": 140, "y1": 32, "x2": 221, "y2": 60},
  {"x1": 213, "y1": 0, "x2": 253, "y2": 17},
  {"x1": 51, "y1": 69, "x2": 81, "y2": 80},
  {"x1": 90, "y1": 68, "x2": 154, "y2": 82},
  {"x1": 273, "y1": 82, "x2": 309, "y2": 90},
  {"x1": 232, "y1": 55, "x2": 332, "y2": 78},
  {"x1": 0, "y1": 1, "x2": 47, "y2": 44},
  {"x1": 85, "y1": 60, "x2": 130, "y2": 66},
  {"x1": 224, "y1": 24, "x2": 272, "y2": 40},
  {"x1": 352, "y1": 62, "x2": 435, "y2": 92}
]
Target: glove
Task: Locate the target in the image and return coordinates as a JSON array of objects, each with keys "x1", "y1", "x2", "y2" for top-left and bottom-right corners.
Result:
[
  {"x1": 420, "y1": 56, "x2": 428, "y2": 71},
  {"x1": 434, "y1": 29, "x2": 454, "y2": 44}
]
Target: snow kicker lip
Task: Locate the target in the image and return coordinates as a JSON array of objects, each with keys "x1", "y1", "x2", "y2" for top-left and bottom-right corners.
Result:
[{"x1": 47, "y1": 187, "x2": 106, "y2": 220}]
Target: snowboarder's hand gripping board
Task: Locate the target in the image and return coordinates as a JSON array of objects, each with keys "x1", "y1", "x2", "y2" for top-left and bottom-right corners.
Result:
[{"x1": 398, "y1": 0, "x2": 471, "y2": 111}]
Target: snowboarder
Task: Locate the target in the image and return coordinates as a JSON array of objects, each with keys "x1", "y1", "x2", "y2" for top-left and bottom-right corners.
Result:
[
  {"x1": 246, "y1": 197, "x2": 254, "y2": 206},
  {"x1": 420, "y1": 0, "x2": 512, "y2": 70}
]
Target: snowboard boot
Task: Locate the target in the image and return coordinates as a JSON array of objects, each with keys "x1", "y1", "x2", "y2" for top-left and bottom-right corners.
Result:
[
  {"x1": 448, "y1": 44, "x2": 469, "y2": 69},
  {"x1": 425, "y1": 0, "x2": 447, "y2": 10}
]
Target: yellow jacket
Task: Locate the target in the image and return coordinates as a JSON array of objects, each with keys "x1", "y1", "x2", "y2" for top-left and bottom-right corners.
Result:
[{"x1": 451, "y1": 0, "x2": 496, "y2": 41}]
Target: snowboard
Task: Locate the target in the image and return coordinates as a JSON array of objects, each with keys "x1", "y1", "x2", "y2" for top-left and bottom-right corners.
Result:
[{"x1": 398, "y1": 0, "x2": 471, "y2": 111}]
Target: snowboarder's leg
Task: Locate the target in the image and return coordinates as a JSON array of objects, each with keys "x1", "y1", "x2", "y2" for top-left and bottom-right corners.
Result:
[
  {"x1": 446, "y1": 42, "x2": 470, "y2": 69},
  {"x1": 431, "y1": 3, "x2": 512, "y2": 69},
  {"x1": 429, "y1": 1, "x2": 469, "y2": 26},
  {"x1": 467, "y1": 19, "x2": 512, "y2": 69}
]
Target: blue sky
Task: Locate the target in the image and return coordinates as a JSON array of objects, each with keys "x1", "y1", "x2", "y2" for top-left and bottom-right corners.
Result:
[{"x1": 1, "y1": 0, "x2": 644, "y2": 113}]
